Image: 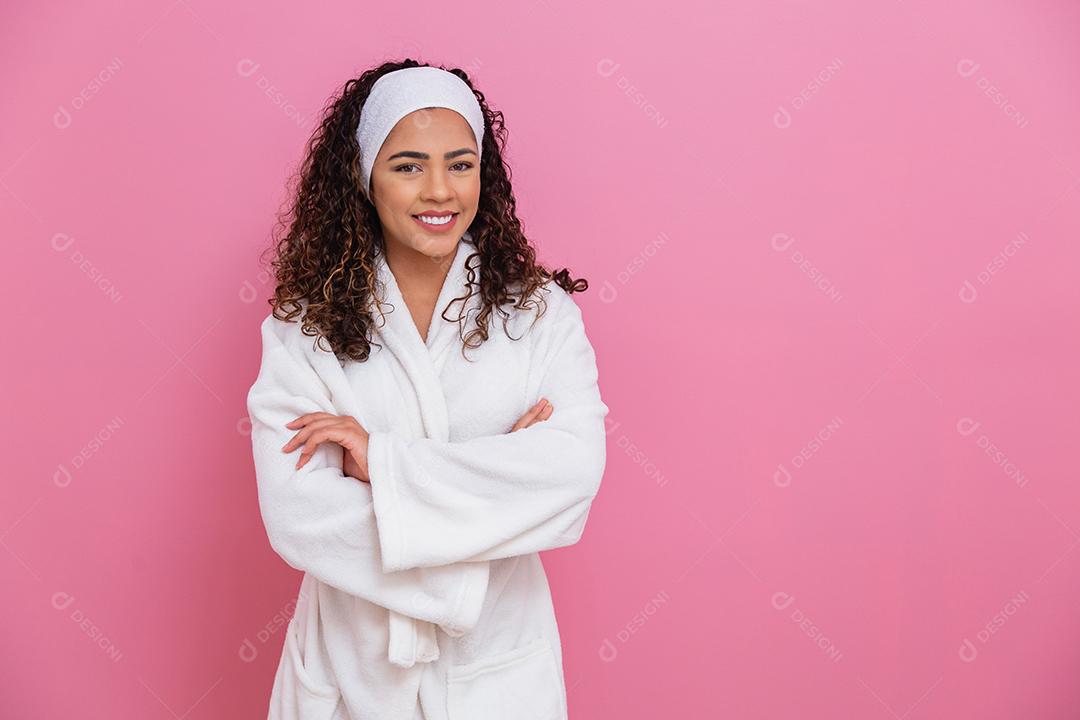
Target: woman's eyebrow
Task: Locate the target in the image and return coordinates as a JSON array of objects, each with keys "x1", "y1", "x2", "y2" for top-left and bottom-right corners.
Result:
[{"x1": 386, "y1": 148, "x2": 477, "y2": 162}]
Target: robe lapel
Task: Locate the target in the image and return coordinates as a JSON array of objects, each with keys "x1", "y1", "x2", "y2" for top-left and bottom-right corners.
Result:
[
  {"x1": 297, "y1": 236, "x2": 481, "y2": 670},
  {"x1": 370, "y1": 233, "x2": 481, "y2": 669},
  {"x1": 372, "y1": 233, "x2": 478, "y2": 444}
]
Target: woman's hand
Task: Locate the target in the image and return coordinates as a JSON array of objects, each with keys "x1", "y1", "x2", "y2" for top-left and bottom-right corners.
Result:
[
  {"x1": 282, "y1": 412, "x2": 370, "y2": 481},
  {"x1": 282, "y1": 399, "x2": 549, "y2": 483},
  {"x1": 343, "y1": 450, "x2": 369, "y2": 483},
  {"x1": 510, "y1": 397, "x2": 553, "y2": 432}
]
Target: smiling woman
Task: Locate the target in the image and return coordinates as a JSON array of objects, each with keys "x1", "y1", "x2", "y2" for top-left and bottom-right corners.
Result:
[
  {"x1": 370, "y1": 108, "x2": 482, "y2": 269},
  {"x1": 247, "y1": 60, "x2": 609, "y2": 720}
]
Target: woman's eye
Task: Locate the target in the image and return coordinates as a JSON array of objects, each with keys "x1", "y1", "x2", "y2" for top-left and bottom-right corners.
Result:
[{"x1": 394, "y1": 162, "x2": 472, "y2": 174}]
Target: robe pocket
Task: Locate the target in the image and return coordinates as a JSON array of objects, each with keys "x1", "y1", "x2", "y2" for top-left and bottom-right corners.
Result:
[
  {"x1": 275, "y1": 618, "x2": 343, "y2": 720},
  {"x1": 446, "y1": 637, "x2": 567, "y2": 720}
]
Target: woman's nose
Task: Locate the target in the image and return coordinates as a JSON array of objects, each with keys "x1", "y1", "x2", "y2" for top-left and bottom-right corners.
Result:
[{"x1": 421, "y1": 169, "x2": 454, "y2": 199}]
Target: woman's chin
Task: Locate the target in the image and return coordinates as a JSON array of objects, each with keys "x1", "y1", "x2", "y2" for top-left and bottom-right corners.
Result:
[{"x1": 405, "y1": 231, "x2": 461, "y2": 258}]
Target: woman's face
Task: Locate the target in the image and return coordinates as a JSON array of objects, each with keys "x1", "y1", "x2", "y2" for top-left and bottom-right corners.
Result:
[{"x1": 370, "y1": 107, "x2": 481, "y2": 259}]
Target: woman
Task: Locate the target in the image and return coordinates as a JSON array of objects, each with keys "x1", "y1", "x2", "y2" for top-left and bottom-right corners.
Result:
[{"x1": 246, "y1": 60, "x2": 609, "y2": 720}]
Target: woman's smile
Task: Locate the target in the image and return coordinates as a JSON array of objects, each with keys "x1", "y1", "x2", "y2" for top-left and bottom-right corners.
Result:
[{"x1": 412, "y1": 211, "x2": 459, "y2": 233}]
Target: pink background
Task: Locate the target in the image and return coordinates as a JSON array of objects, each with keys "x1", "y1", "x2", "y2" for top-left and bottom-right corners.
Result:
[{"x1": 5, "y1": 0, "x2": 1080, "y2": 717}]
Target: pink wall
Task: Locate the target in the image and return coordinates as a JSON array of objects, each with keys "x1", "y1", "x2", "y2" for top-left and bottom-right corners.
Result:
[{"x1": 5, "y1": 0, "x2": 1080, "y2": 717}]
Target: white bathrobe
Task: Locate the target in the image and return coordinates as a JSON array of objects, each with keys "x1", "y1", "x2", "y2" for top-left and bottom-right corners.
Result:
[{"x1": 245, "y1": 233, "x2": 609, "y2": 720}]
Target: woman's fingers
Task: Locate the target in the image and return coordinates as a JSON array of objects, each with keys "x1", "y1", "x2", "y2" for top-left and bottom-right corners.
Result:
[
  {"x1": 343, "y1": 451, "x2": 369, "y2": 483},
  {"x1": 510, "y1": 399, "x2": 546, "y2": 432},
  {"x1": 285, "y1": 412, "x2": 334, "y2": 429},
  {"x1": 295, "y1": 426, "x2": 349, "y2": 469},
  {"x1": 282, "y1": 417, "x2": 341, "y2": 453},
  {"x1": 285, "y1": 418, "x2": 352, "y2": 469},
  {"x1": 282, "y1": 414, "x2": 369, "y2": 471},
  {"x1": 510, "y1": 398, "x2": 552, "y2": 432}
]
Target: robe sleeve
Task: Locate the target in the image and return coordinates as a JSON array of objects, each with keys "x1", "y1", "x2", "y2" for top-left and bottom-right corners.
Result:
[
  {"x1": 246, "y1": 314, "x2": 489, "y2": 634},
  {"x1": 366, "y1": 289, "x2": 610, "y2": 573}
]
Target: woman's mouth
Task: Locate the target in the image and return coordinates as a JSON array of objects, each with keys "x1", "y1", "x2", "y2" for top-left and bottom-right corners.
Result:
[{"x1": 412, "y1": 212, "x2": 459, "y2": 233}]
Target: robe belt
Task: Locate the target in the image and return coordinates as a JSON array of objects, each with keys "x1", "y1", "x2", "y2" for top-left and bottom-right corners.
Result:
[{"x1": 388, "y1": 612, "x2": 440, "y2": 668}]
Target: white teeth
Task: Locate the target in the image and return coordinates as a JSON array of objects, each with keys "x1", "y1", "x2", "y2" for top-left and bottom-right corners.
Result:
[{"x1": 416, "y1": 214, "x2": 454, "y2": 225}]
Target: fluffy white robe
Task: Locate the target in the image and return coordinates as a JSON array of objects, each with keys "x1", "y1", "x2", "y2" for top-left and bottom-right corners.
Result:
[{"x1": 246, "y1": 233, "x2": 609, "y2": 720}]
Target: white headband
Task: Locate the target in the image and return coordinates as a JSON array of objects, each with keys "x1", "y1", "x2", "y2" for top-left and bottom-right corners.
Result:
[{"x1": 355, "y1": 66, "x2": 485, "y2": 199}]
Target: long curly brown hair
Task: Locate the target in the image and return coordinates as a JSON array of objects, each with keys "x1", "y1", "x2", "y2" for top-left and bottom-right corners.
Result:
[{"x1": 259, "y1": 58, "x2": 588, "y2": 363}]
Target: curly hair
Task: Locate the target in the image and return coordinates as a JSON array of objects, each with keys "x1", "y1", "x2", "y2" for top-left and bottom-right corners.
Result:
[{"x1": 258, "y1": 58, "x2": 588, "y2": 364}]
